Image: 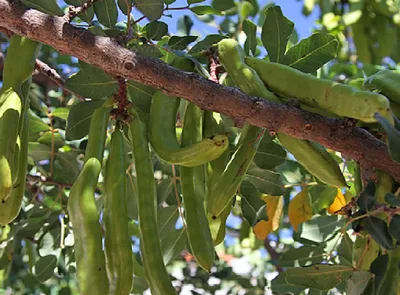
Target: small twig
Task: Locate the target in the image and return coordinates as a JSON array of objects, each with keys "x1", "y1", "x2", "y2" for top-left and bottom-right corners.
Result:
[
  {"x1": 133, "y1": 15, "x2": 146, "y2": 24},
  {"x1": 35, "y1": 59, "x2": 85, "y2": 100},
  {"x1": 27, "y1": 174, "x2": 74, "y2": 188},
  {"x1": 263, "y1": 237, "x2": 283, "y2": 272},
  {"x1": 65, "y1": 0, "x2": 98, "y2": 22},
  {"x1": 124, "y1": 0, "x2": 132, "y2": 39},
  {"x1": 341, "y1": 205, "x2": 400, "y2": 233},
  {"x1": 165, "y1": 5, "x2": 190, "y2": 11},
  {"x1": 35, "y1": 59, "x2": 63, "y2": 84}
]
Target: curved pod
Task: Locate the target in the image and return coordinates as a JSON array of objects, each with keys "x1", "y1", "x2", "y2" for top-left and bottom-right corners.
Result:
[{"x1": 68, "y1": 106, "x2": 110, "y2": 295}]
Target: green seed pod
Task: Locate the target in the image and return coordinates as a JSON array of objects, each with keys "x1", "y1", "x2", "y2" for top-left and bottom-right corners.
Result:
[
  {"x1": 103, "y1": 128, "x2": 133, "y2": 295},
  {"x1": 129, "y1": 107, "x2": 177, "y2": 295},
  {"x1": 181, "y1": 103, "x2": 215, "y2": 272},
  {"x1": 245, "y1": 57, "x2": 392, "y2": 123},
  {"x1": 68, "y1": 105, "x2": 110, "y2": 295}
]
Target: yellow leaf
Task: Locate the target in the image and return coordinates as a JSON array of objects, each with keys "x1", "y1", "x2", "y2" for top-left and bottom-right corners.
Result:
[
  {"x1": 327, "y1": 189, "x2": 347, "y2": 215},
  {"x1": 253, "y1": 195, "x2": 283, "y2": 240},
  {"x1": 288, "y1": 188, "x2": 313, "y2": 232}
]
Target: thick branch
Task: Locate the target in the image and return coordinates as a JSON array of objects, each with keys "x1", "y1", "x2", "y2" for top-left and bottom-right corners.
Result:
[{"x1": 1, "y1": 0, "x2": 400, "y2": 181}]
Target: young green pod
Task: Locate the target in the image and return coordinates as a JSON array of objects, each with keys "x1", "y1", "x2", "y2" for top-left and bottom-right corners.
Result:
[
  {"x1": 0, "y1": 91, "x2": 29, "y2": 225},
  {"x1": 364, "y1": 69, "x2": 400, "y2": 105},
  {"x1": 1, "y1": 35, "x2": 40, "y2": 91},
  {"x1": 68, "y1": 158, "x2": 109, "y2": 295},
  {"x1": 0, "y1": 89, "x2": 22, "y2": 202},
  {"x1": 245, "y1": 57, "x2": 392, "y2": 123},
  {"x1": 181, "y1": 103, "x2": 215, "y2": 272},
  {"x1": 0, "y1": 35, "x2": 40, "y2": 202},
  {"x1": 103, "y1": 128, "x2": 133, "y2": 295},
  {"x1": 129, "y1": 107, "x2": 177, "y2": 295},
  {"x1": 207, "y1": 125, "x2": 264, "y2": 217},
  {"x1": 149, "y1": 92, "x2": 228, "y2": 167},
  {"x1": 68, "y1": 105, "x2": 110, "y2": 295},
  {"x1": 206, "y1": 39, "x2": 273, "y2": 218},
  {"x1": 148, "y1": 57, "x2": 229, "y2": 167}
]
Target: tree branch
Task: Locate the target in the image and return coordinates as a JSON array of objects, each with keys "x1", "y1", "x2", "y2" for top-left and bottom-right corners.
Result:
[{"x1": 1, "y1": 0, "x2": 400, "y2": 182}]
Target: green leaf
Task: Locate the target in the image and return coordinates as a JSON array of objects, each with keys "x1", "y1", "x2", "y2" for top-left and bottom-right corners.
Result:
[
  {"x1": 357, "y1": 181, "x2": 376, "y2": 211},
  {"x1": 177, "y1": 15, "x2": 193, "y2": 35},
  {"x1": 220, "y1": 17, "x2": 238, "y2": 34},
  {"x1": 245, "y1": 166, "x2": 285, "y2": 196},
  {"x1": 93, "y1": 0, "x2": 118, "y2": 28},
  {"x1": 282, "y1": 33, "x2": 338, "y2": 73},
  {"x1": 129, "y1": 43, "x2": 163, "y2": 58},
  {"x1": 39, "y1": 228, "x2": 61, "y2": 257},
  {"x1": 65, "y1": 0, "x2": 94, "y2": 22},
  {"x1": 21, "y1": 0, "x2": 63, "y2": 16},
  {"x1": 190, "y1": 34, "x2": 226, "y2": 53},
  {"x1": 161, "y1": 228, "x2": 187, "y2": 265},
  {"x1": 28, "y1": 111, "x2": 51, "y2": 141},
  {"x1": 38, "y1": 131, "x2": 65, "y2": 149},
  {"x1": 364, "y1": 217, "x2": 393, "y2": 249},
  {"x1": 261, "y1": 5, "x2": 294, "y2": 63},
  {"x1": 65, "y1": 65, "x2": 117, "y2": 99},
  {"x1": 308, "y1": 289, "x2": 330, "y2": 295},
  {"x1": 337, "y1": 232, "x2": 354, "y2": 267},
  {"x1": 240, "y1": 181, "x2": 268, "y2": 226},
  {"x1": 212, "y1": 0, "x2": 235, "y2": 11},
  {"x1": 243, "y1": 20, "x2": 257, "y2": 56},
  {"x1": 239, "y1": 1, "x2": 254, "y2": 22},
  {"x1": 157, "y1": 206, "x2": 179, "y2": 240},
  {"x1": 131, "y1": 276, "x2": 149, "y2": 294},
  {"x1": 28, "y1": 143, "x2": 52, "y2": 162},
  {"x1": 190, "y1": 5, "x2": 223, "y2": 16},
  {"x1": 253, "y1": 137, "x2": 286, "y2": 170},
  {"x1": 118, "y1": 0, "x2": 133, "y2": 15},
  {"x1": 188, "y1": 0, "x2": 205, "y2": 4},
  {"x1": 308, "y1": 185, "x2": 338, "y2": 213},
  {"x1": 271, "y1": 272, "x2": 305, "y2": 294},
  {"x1": 375, "y1": 113, "x2": 400, "y2": 163},
  {"x1": 280, "y1": 245, "x2": 325, "y2": 267},
  {"x1": 51, "y1": 107, "x2": 69, "y2": 121},
  {"x1": 275, "y1": 160, "x2": 306, "y2": 184},
  {"x1": 168, "y1": 36, "x2": 198, "y2": 50},
  {"x1": 53, "y1": 151, "x2": 80, "y2": 184},
  {"x1": 285, "y1": 265, "x2": 353, "y2": 290},
  {"x1": 34, "y1": 255, "x2": 57, "y2": 282},
  {"x1": 298, "y1": 215, "x2": 345, "y2": 243},
  {"x1": 134, "y1": 0, "x2": 163, "y2": 21},
  {"x1": 127, "y1": 80, "x2": 155, "y2": 116},
  {"x1": 370, "y1": 254, "x2": 389, "y2": 292},
  {"x1": 145, "y1": 21, "x2": 168, "y2": 40},
  {"x1": 66, "y1": 100, "x2": 104, "y2": 140},
  {"x1": 389, "y1": 215, "x2": 400, "y2": 240},
  {"x1": 246, "y1": 0, "x2": 259, "y2": 17},
  {"x1": 156, "y1": 179, "x2": 174, "y2": 204},
  {"x1": 346, "y1": 271, "x2": 372, "y2": 295}
]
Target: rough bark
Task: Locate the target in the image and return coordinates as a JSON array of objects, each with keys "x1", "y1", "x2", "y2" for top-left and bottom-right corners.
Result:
[{"x1": 0, "y1": 0, "x2": 400, "y2": 182}]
